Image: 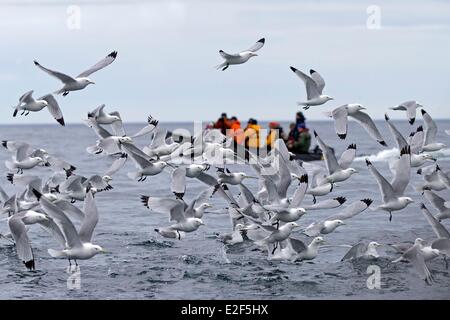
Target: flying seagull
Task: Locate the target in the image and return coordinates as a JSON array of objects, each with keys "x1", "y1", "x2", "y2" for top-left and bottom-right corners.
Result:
[
  {"x1": 12, "y1": 91, "x2": 65, "y2": 126},
  {"x1": 216, "y1": 38, "x2": 265, "y2": 71},
  {"x1": 390, "y1": 100, "x2": 422, "y2": 125},
  {"x1": 326, "y1": 104, "x2": 386, "y2": 146},
  {"x1": 34, "y1": 51, "x2": 118, "y2": 96},
  {"x1": 289, "y1": 66, "x2": 333, "y2": 109}
]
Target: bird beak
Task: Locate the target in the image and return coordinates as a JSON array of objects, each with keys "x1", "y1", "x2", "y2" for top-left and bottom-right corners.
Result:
[
  {"x1": 90, "y1": 81, "x2": 96, "y2": 85},
  {"x1": 245, "y1": 176, "x2": 258, "y2": 179},
  {"x1": 100, "y1": 248, "x2": 107, "y2": 253}
]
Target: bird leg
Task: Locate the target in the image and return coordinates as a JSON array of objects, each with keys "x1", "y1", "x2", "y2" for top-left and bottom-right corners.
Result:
[
  {"x1": 63, "y1": 91, "x2": 69, "y2": 96},
  {"x1": 142, "y1": 176, "x2": 147, "y2": 182},
  {"x1": 222, "y1": 64, "x2": 229, "y2": 71},
  {"x1": 177, "y1": 231, "x2": 181, "y2": 240},
  {"x1": 68, "y1": 259, "x2": 72, "y2": 266},
  {"x1": 389, "y1": 212, "x2": 393, "y2": 222},
  {"x1": 271, "y1": 242, "x2": 278, "y2": 255},
  {"x1": 313, "y1": 195, "x2": 317, "y2": 204},
  {"x1": 25, "y1": 111, "x2": 30, "y2": 116},
  {"x1": 20, "y1": 110, "x2": 25, "y2": 116},
  {"x1": 303, "y1": 106, "x2": 310, "y2": 110},
  {"x1": 75, "y1": 260, "x2": 78, "y2": 266}
]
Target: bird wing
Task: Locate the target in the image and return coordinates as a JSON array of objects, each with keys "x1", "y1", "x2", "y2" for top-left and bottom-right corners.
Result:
[
  {"x1": 33, "y1": 61, "x2": 76, "y2": 84},
  {"x1": 420, "y1": 203, "x2": 450, "y2": 239},
  {"x1": 331, "y1": 106, "x2": 348, "y2": 139},
  {"x1": 304, "y1": 197, "x2": 346, "y2": 210},
  {"x1": 290, "y1": 67, "x2": 320, "y2": 100},
  {"x1": 77, "y1": 51, "x2": 118, "y2": 78},
  {"x1": 8, "y1": 215, "x2": 34, "y2": 268},
  {"x1": 78, "y1": 191, "x2": 99, "y2": 243},
  {"x1": 405, "y1": 245, "x2": 433, "y2": 284},
  {"x1": 309, "y1": 69, "x2": 325, "y2": 93},
  {"x1": 391, "y1": 146, "x2": 411, "y2": 197},
  {"x1": 289, "y1": 174, "x2": 308, "y2": 208},
  {"x1": 366, "y1": 159, "x2": 395, "y2": 203},
  {"x1": 39, "y1": 196, "x2": 83, "y2": 248},
  {"x1": 171, "y1": 167, "x2": 186, "y2": 197},
  {"x1": 245, "y1": 38, "x2": 265, "y2": 52},
  {"x1": 409, "y1": 126, "x2": 424, "y2": 154},
  {"x1": 341, "y1": 242, "x2": 367, "y2": 261},
  {"x1": 19, "y1": 90, "x2": 35, "y2": 104},
  {"x1": 385, "y1": 113, "x2": 408, "y2": 150},
  {"x1": 338, "y1": 144, "x2": 356, "y2": 170},
  {"x1": 350, "y1": 110, "x2": 386, "y2": 145},
  {"x1": 314, "y1": 131, "x2": 340, "y2": 174},
  {"x1": 15, "y1": 143, "x2": 31, "y2": 162},
  {"x1": 276, "y1": 156, "x2": 292, "y2": 200},
  {"x1": 423, "y1": 190, "x2": 448, "y2": 214},
  {"x1": 131, "y1": 115, "x2": 159, "y2": 138},
  {"x1": 328, "y1": 199, "x2": 372, "y2": 221},
  {"x1": 39, "y1": 94, "x2": 64, "y2": 126},
  {"x1": 109, "y1": 111, "x2": 126, "y2": 137},
  {"x1": 54, "y1": 200, "x2": 85, "y2": 221},
  {"x1": 289, "y1": 237, "x2": 307, "y2": 254},
  {"x1": 104, "y1": 153, "x2": 128, "y2": 177},
  {"x1": 422, "y1": 110, "x2": 437, "y2": 145}
]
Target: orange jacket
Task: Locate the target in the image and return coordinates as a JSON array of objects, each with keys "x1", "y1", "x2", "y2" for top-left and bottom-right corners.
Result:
[{"x1": 228, "y1": 121, "x2": 244, "y2": 144}]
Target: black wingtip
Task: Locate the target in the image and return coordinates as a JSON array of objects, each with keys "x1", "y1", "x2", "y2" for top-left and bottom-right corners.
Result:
[
  {"x1": 309, "y1": 69, "x2": 316, "y2": 75},
  {"x1": 348, "y1": 144, "x2": 356, "y2": 150},
  {"x1": 379, "y1": 141, "x2": 387, "y2": 147},
  {"x1": 219, "y1": 50, "x2": 224, "y2": 53},
  {"x1": 6, "y1": 173, "x2": 13, "y2": 184},
  {"x1": 313, "y1": 130, "x2": 318, "y2": 137},
  {"x1": 33, "y1": 60, "x2": 39, "y2": 66},
  {"x1": 24, "y1": 260, "x2": 35, "y2": 271},
  {"x1": 417, "y1": 168, "x2": 422, "y2": 175},
  {"x1": 222, "y1": 184, "x2": 229, "y2": 191},
  {"x1": 436, "y1": 164, "x2": 441, "y2": 171},
  {"x1": 365, "y1": 159, "x2": 372, "y2": 166},
  {"x1": 32, "y1": 189, "x2": 42, "y2": 200},
  {"x1": 154, "y1": 228, "x2": 160, "y2": 233},
  {"x1": 416, "y1": 125, "x2": 423, "y2": 132},
  {"x1": 421, "y1": 109, "x2": 427, "y2": 115},
  {"x1": 120, "y1": 153, "x2": 128, "y2": 159},
  {"x1": 1, "y1": 140, "x2": 7, "y2": 148},
  {"x1": 384, "y1": 113, "x2": 389, "y2": 121},
  {"x1": 335, "y1": 197, "x2": 347, "y2": 204},
  {"x1": 362, "y1": 198, "x2": 373, "y2": 207},
  {"x1": 338, "y1": 134, "x2": 347, "y2": 140},
  {"x1": 420, "y1": 203, "x2": 427, "y2": 210},
  {"x1": 290, "y1": 66, "x2": 297, "y2": 73},
  {"x1": 108, "y1": 51, "x2": 118, "y2": 59},
  {"x1": 13, "y1": 109, "x2": 18, "y2": 117},
  {"x1": 257, "y1": 38, "x2": 265, "y2": 44},
  {"x1": 174, "y1": 192, "x2": 184, "y2": 200},
  {"x1": 300, "y1": 174, "x2": 308, "y2": 184},
  {"x1": 409, "y1": 118, "x2": 415, "y2": 125},
  {"x1": 56, "y1": 118, "x2": 65, "y2": 126},
  {"x1": 140, "y1": 195, "x2": 149, "y2": 208}
]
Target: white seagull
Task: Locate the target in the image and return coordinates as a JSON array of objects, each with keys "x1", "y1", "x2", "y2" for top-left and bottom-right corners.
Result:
[
  {"x1": 12, "y1": 91, "x2": 65, "y2": 126},
  {"x1": 289, "y1": 66, "x2": 333, "y2": 109},
  {"x1": 390, "y1": 100, "x2": 422, "y2": 125},
  {"x1": 34, "y1": 51, "x2": 117, "y2": 96},
  {"x1": 216, "y1": 38, "x2": 265, "y2": 71}
]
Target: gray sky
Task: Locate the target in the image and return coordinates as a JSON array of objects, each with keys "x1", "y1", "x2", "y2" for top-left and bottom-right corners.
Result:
[{"x1": 1, "y1": 0, "x2": 449, "y2": 125}]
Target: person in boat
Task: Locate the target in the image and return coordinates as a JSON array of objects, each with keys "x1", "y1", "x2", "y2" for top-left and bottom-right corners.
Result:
[
  {"x1": 287, "y1": 111, "x2": 312, "y2": 154},
  {"x1": 228, "y1": 116, "x2": 244, "y2": 144},
  {"x1": 214, "y1": 112, "x2": 231, "y2": 135},
  {"x1": 244, "y1": 118, "x2": 261, "y2": 152},
  {"x1": 265, "y1": 121, "x2": 287, "y2": 151}
]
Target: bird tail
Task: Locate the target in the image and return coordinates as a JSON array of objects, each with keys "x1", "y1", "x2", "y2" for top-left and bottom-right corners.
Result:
[
  {"x1": 12, "y1": 107, "x2": 19, "y2": 117},
  {"x1": 53, "y1": 88, "x2": 65, "y2": 95},
  {"x1": 4, "y1": 160, "x2": 15, "y2": 171},
  {"x1": 48, "y1": 248, "x2": 65, "y2": 258},
  {"x1": 215, "y1": 62, "x2": 227, "y2": 70},
  {"x1": 127, "y1": 171, "x2": 140, "y2": 180},
  {"x1": 254, "y1": 237, "x2": 269, "y2": 247}
]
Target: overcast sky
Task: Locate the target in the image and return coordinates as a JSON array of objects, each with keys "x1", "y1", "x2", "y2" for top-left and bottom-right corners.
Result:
[{"x1": 1, "y1": 0, "x2": 449, "y2": 125}]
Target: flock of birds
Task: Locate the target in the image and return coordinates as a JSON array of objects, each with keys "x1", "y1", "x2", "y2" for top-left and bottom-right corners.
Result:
[{"x1": 1, "y1": 38, "x2": 450, "y2": 287}]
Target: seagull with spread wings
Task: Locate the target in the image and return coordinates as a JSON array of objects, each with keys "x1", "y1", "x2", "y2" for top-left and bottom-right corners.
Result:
[
  {"x1": 216, "y1": 38, "x2": 265, "y2": 71},
  {"x1": 34, "y1": 51, "x2": 117, "y2": 96}
]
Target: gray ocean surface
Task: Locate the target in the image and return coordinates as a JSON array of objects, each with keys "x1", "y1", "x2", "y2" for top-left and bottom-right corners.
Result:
[{"x1": 1, "y1": 119, "x2": 450, "y2": 300}]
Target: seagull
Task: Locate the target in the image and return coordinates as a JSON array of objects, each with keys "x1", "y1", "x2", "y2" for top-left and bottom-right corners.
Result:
[
  {"x1": 127, "y1": 152, "x2": 169, "y2": 182},
  {"x1": 303, "y1": 199, "x2": 373, "y2": 237},
  {"x1": 392, "y1": 238, "x2": 438, "y2": 285},
  {"x1": 2, "y1": 141, "x2": 46, "y2": 173},
  {"x1": 87, "y1": 104, "x2": 121, "y2": 125},
  {"x1": 314, "y1": 131, "x2": 358, "y2": 184},
  {"x1": 34, "y1": 189, "x2": 106, "y2": 267},
  {"x1": 254, "y1": 222, "x2": 300, "y2": 253},
  {"x1": 446, "y1": 130, "x2": 450, "y2": 136},
  {"x1": 216, "y1": 38, "x2": 265, "y2": 71},
  {"x1": 217, "y1": 224, "x2": 247, "y2": 245},
  {"x1": 417, "y1": 165, "x2": 448, "y2": 192},
  {"x1": 291, "y1": 236, "x2": 327, "y2": 261},
  {"x1": 289, "y1": 66, "x2": 333, "y2": 109},
  {"x1": 12, "y1": 91, "x2": 65, "y2": 126},
  {"x1": 366, "y1": 146, "x2": 413, "y2": 221},
  {"x1": 34, "y1": 51, "x2": 118, "y2": 96},
  {"x1": 216, "y1": 168, "x2": 257, "y2": 185},
  {"x1": 423, "y1": 189, "x2": 450, "y2": 221},
  {"x1": 140, "y1": 196, "x2": 205, "y2": 239},
  {"x1": 326, "y1": 104, "x2": 386, "y2": 146},
  {"x1": 341, "y1": 241, "x2": 382, "y2": 261},
  {"x1": 390, "y1": 100, "x2": 422, "y2": 125},
  {"x1": 421, "y1": 109, "x2": 446, "y2": 152}
]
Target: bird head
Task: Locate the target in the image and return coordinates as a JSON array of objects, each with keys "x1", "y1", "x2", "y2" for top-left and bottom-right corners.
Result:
[
  {"x1": 93, "y1": 245, "x2": 106, "y2": 253},
  {"x1": 323, "y1": 95, "x2": 334, "y2": 101},
  {"x1": 194, "y1": 218, "x2": 205, "y2": 226},
  {"x1": 313, "y1": 236, "x2": 326, "y2": 245}
]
